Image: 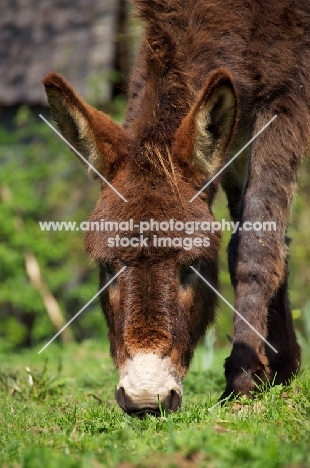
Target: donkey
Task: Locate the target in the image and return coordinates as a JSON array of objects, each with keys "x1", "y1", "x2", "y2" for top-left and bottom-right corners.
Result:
[{"x1": 43, "y1": 0, "x2": 310, "y2": 416}]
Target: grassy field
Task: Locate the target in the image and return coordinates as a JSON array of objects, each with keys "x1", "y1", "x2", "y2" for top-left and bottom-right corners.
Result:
[{"x1": 1, "y1": 340, "x2": 309, "y2": 468}]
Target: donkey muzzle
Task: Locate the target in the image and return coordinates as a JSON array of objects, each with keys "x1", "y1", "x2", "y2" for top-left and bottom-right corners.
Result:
[{"x1": 115, "y1": 354, "x2": 182, "y2": 416}]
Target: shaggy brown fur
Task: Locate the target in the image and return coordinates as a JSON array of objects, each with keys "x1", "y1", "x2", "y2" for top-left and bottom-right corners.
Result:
[{"x1": 43, "y1": 0, "x2": 310, "y2": 409}]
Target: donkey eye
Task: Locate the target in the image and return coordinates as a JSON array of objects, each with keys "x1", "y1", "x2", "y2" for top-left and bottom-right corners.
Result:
[
  {"x1": 102, "y1": 263, "x2": 115, "y2": 276},
  {"x1": 180, "y1": 262, "x2": 200, "y2": 286}
]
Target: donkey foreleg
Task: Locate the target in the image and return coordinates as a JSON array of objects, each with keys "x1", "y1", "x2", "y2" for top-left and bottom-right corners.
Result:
[{"x1": 222, "y1": 103, "x2": 308, "y2": 398}]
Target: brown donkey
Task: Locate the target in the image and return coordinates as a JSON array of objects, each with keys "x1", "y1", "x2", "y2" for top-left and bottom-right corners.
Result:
[{"x1": 43, "y1": 0, "x2": 310, "y2": 416}]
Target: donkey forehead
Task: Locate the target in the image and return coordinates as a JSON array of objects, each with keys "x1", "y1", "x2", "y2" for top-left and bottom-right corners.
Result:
[
  {"x1": 97, "y1": 160, "x2": 214, "y2": 212},
  {"x1": 94, "y1": 177, "x2": 215, "y2": 222}
]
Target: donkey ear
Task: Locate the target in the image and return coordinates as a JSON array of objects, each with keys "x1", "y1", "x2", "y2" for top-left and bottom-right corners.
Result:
[
  {"x1": 172, "y1": 69, "x2": 238, "y2": 181},
  {"x1": 43, "y1": 72, "x2": 130, "y2": 178}
]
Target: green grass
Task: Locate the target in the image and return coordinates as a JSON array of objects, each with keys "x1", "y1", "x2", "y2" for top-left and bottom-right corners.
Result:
[{"x1": 0, "y1": 340, "x2": 309, "y2": 468}]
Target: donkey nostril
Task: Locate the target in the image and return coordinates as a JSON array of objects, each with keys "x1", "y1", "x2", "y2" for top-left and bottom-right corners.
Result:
[
  {"x1": 115, "y1": 386, "x2": 126, "y2": 411},
  {"x1": 161, "y1": 389, "x2": 182, "y2": 412},
  {"x1": 170, "y1": 389, "x2": 182, "y2": 412}
]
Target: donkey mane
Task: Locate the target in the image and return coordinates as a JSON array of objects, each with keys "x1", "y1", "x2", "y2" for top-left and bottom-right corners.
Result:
[
  {"x1": 128, "y1": 0, "x2": 233, "y2": 194},
  {"x1": 127, "y1": 1, "x2": 193, "y2": 194},
  {"x1": 133, "y1": 0, "x2": 205, "y2": 30}
]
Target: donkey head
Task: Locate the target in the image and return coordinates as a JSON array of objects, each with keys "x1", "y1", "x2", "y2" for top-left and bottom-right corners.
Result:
[{"x1": 43, "y1": 69, "x2": 238, "y2": 416}]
